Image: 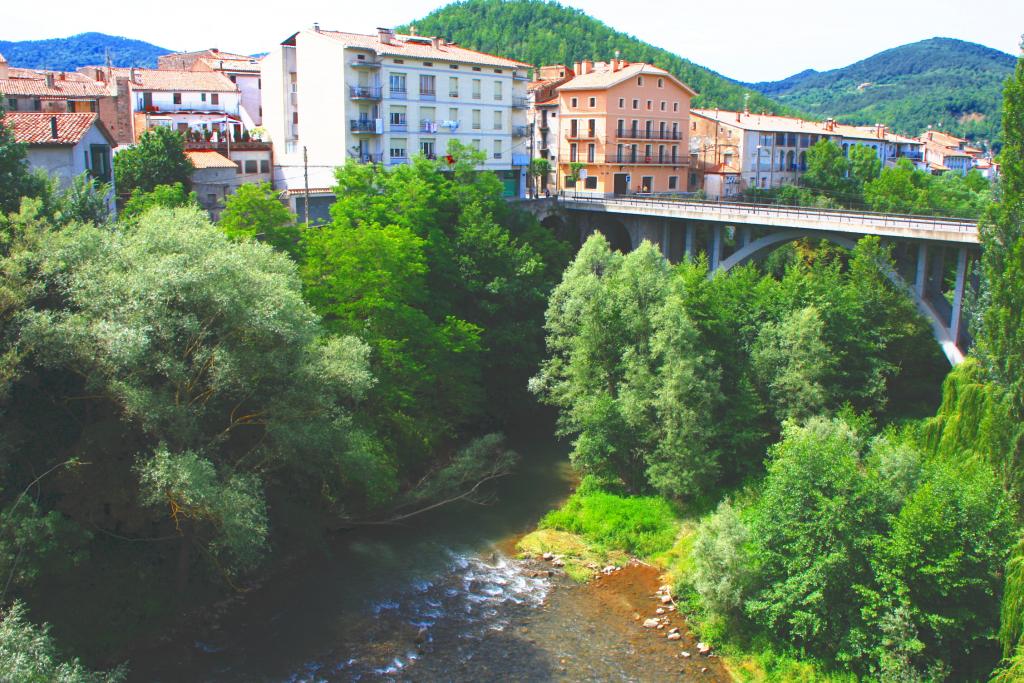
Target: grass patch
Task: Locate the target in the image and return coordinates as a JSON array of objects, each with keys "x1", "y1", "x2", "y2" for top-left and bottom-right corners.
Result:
[
  {"x1": 724, "y1": 647, "x2": 858, "y2": 683},
  {"x1": 515, "y1": 528, "x2": 628, "y2": 582},
  {"x1": 539, "y1": 485, "x2": 679, "y2": 559}
]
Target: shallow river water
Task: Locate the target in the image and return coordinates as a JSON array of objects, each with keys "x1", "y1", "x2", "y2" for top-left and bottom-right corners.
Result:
[{"x1": 128, "y1": 435, "x2": 728, "y2": 682}]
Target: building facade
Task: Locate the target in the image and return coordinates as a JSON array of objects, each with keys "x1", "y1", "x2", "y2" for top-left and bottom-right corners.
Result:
[
  {"x1": 190, "y1": 56, "x2": 263, "y2": 128},
  {"x1": 691, "y1": 110, "x2": 927, "y2": 197},
  {"x1": 553, "y1": 60, "x2": 696, "y2": 196},
  {"x1": 261, "y1": 26, "x2": 531, "y2": 197},
  {"x1": 2, "y1": 111, "x2": 115, "y2": 209},
  {"x1": 920, "y1": 130, "x2": 977, "y2": 175},
  {"x1": 527, "y1": 64, "x2": 574, "y2": 193}
]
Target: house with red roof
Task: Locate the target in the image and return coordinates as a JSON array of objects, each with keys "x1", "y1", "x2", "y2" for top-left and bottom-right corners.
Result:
[{"x1": 3, "y1": 111, "x2": 115, "y2": 209}]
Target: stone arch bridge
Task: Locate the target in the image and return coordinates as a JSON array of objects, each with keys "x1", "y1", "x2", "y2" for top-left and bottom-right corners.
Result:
[{"x1": 519, "y1": 196, "x2": 980, "y2": 366}]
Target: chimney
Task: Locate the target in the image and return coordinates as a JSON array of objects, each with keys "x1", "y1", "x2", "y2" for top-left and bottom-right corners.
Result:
[
  {"x1": 431, "y1": 36, "x2": 442, "y2": 49},
  {"x1": 573, "y1": 61, "x2": 581, "y2": 76},
  {"x1": 130, "y1": 67, "x2": 137, "y2": 84},
  {"x1": 582, "y1": 59, "x2": 594, "y2": 75},
  {"x1": 377, "y1": 27, "x2": 395, "y2": 45},
  {"x1": 409, "y1": 25, "x2": 417, "y2": 36},
  {"x1": 45, "y1": 73, "x2": 55, "y2": 88},
  {"x1": 49, "y1": 116, "x2": 58, "y2": 139},
  {"x1": 0, "y1": 53, "x2": 8, "y2": 80}
]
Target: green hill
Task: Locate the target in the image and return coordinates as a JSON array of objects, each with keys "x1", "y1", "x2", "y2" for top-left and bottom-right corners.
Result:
[
  {"x1": 0, "y1": 32, "x2": 171, "y2": 71},
  {"x1": 400, "y1": 0, "x2": 786, "y2": 113},
  {"x1": 747, "y1": 37, "x2": 1015, "y2": 144}
]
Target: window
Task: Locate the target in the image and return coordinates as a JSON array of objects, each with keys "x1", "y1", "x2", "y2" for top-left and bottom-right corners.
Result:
[
  {"x1": 419, "y1": 75, "x2": 436, "y2": 97},
  {"x1": 472, "y1": 109, "x2": 481, "y2": 129},
  {"x1": 570, "y1": 97, "x2": 578, "y2": 108},
  {"x1": 493, "y1": 139, "x2": 502, "y2": 159},
  {"x1": 673, "y1": 102, "x2": 679, "y2": 112},
  {"x1": 494, "y1": 80, "x2": 503, "y2": 101},
  {"x1": 587, "y1": 119, "x2": 595, "y2": 137},
  {"x1": 211, "y1": 93, "x2": 219, "y2": 105},
  {"x1": 393, "y1": 59, "x2": 404, "y2": 64},
  {"x1": 173, "y1": 92, "x2": 182, "y2": 104},
  {"x1": 6, "y1": 98, "x2": 15, "y2": 110},
  {"x1": 423, "y1": 62, "x2": 433, "y2": 67},
  {"x1": 584, "y1": 176, "x2": 597, "y2": 189},
  {"x1": 493, "y1": 110, "x2": 503, "y2": 130},
  {"x1": 616, "y1": 119, "x2": 624, "y2": 136},
  {"x1": 449, "y1": 107, "x2": 458, "y2": 123},
  {"x1": 201, "y1": 93, "x2": 207, "y2": 102},
  {"x1": 449, "y1": 76, "x2": 459, "y2": 97},
  {"x1": 660, "y1": 101, "x2": 666, "y2": 111},
  {"x1": 292, "y1": 112, "x2": 298, "y2": 124},
  {"x1": 569, "y1": 143, "x2": 578, "y2": 162},
  {"x1": 449, "y1": 64, "x2": 459, "y2": 69},
  {"x1": 207, "y1": 193, "x2": 218, "y2": 205},
  {"x1": 389, "y1": 108, "x2": 407, "y2": 129},
  {"x1": 229, "y1": 75, "x2": 236, "y2": 83},
  {"x1": 472, "y1": 78, "x2": 481, "y2": 99},
  {"x1": 588, "y1": 96, "x2": 596, "y2": 107},
  {"x1": 565, "y1": 175, "x2": 576, "y2": 188},
  {"x1": 420, "y1": 139, "x2": 436, "y2": 158},
  {"x1": 88, "y1": 144, "x2": 111, "y2": 182},
  {"x1": 689, "y1": 172, "x2": 697, "y2": 187},
  {"x1": 637, "y1": 76, "x2": 644, "y2": 86},
  {"x1": 618, "y1": 97, "x2": 625, "y2": 108},
  {"x1": 471, "y1": 139, "x2": 480, "y2": 150},
  {"x1": 390, "y1": 139, "x2": 407, "y2": 159},
  {"x1": 259, "y1": 159, "x2": 269, "y2": 173},
  {"x1": 569, "y1": 119, "x2": 578, "y2": 137},
  {"x1": 587, "y1": 143, "x2": 595, "y2": 162},
  {"x1": 632, "y1": 99, "x2": 639, "y2": 109},
  {"x1": 244, "y1": 160, "x2": 258, "y2": 173},
  {"x1": 389, "y1": 73, "x2": 407, "y2": 96},
  {"x1": 657, "y1": 77, "x2": 664, "y2": 88},
  {"x1": 235, "y1": 161, "x2": 242, "y2": 174},
  {"x1": 646, "y1": 100, "x2": 652, "y2": 110},
  {"x1": 723, "y1": 152, "x2": 733, "y2": 166},
  {"x1": 668, "y1": 176, "x2": 678, "y2": 190}
]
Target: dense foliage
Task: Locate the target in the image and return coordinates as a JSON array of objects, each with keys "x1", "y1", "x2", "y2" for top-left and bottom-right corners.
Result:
[
  {"x1": 401, "y1": 0, "x2": 785, "y2": 113},
  {"x1": 0, "y1": 132, "x2": 567, "y2": 672},
  {"x1": 749, "y1": 37, "x2": 1015, "y2": 145},
  {"x1": 532, "y1": 231, "x2": 942, "y2": 498},
  {"x1": 112, "y1": 127, "x2": 193, "y2": 199},
  {"x1": 753, "y1": 139, "x2": 992, "y2": 218},
  {"x1": 0, "y1": 32, "x2": 169, "y2": 71}
]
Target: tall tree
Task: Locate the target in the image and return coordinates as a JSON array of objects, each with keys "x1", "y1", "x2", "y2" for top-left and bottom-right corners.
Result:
[{"x1": 113, "y1": 127, "x2": 194, "y2": 197}]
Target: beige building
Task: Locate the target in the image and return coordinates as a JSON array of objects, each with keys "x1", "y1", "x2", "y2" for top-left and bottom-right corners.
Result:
[{"x1": 527, "y1": 64, "x2": 574, "y2": 193}]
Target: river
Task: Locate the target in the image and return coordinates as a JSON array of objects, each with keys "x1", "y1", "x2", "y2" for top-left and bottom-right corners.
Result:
[{"x1": 127, "y1": 434, "x2": 728, "y2": 682}]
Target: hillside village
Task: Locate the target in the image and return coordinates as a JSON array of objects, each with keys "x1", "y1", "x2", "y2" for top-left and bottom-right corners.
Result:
[{"x1": 0, "y1": 25, "x2": 1000, "y2": 221}]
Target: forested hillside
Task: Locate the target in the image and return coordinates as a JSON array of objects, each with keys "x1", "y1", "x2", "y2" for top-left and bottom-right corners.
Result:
[
  {"x1": 749, "y1": 37, "x2": 1015, "y2": 144},
  {"x1": 0, "y1": 32, "x2": 170, "y2": 70},
  {"x1": 400, "y1": 0, "x2": 786, "y2": 112}
]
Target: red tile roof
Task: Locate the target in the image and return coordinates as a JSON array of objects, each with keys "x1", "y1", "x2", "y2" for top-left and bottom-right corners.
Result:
[
  {"x1": 0, "y1": 75, "x2": 108, "y2": 98},
  {"x1": 91, "y1": 67, "x2": 238, "y2": 92},
  {"x1": 185, "y1": 149, "x2": 237, "y2": 169},
  {"x1": 558, "y1": 62, "x2": 697, "y2": 97},
  {"x1": 315, "y1": 30, "x2": 529, "y2": 68},
  {"x1": 2, "y1": 112, "x2": 108, "y2": 145}
]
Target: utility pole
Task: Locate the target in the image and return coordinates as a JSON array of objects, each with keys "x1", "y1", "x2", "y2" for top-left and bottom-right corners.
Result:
[{"x1": 303, "y1": 145, "x2": 310, "y2": 225}]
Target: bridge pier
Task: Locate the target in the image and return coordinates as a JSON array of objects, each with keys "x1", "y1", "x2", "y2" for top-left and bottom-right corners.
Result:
[
  {"x1": 709, "y1": 224, "x2": 723, "y2": 270},
  {"x1": 951, "y1": 247, "x2": 969, "y2": 347},
  {"x1": 915, "y1": 243, "x2": 928, "y2": 297},
  {"x1": 684, "y1": 224, "x2": 696, "y2": 261}
]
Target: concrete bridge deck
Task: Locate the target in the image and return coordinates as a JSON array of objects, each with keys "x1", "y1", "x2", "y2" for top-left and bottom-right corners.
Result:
[{"x1": 558, "y1": 195, "x2": 979, "y2": 245}]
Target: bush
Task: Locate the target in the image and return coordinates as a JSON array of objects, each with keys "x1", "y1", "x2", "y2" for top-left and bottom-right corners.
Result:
[
  {"x1": 541, "y1": 481, "x2": 678, "y2": 558},
  {"x1": 691, "y1": 500, "x2": 751, "y2": 617}
]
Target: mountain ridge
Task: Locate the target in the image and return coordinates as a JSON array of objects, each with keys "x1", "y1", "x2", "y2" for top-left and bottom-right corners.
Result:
[{"x1": 0, "y1": 32, "x2": 172, "y2": 71}]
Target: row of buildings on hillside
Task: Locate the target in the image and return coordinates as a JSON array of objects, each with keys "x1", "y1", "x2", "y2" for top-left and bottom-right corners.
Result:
[{"x1": 0, "y1": 26, "x2": 999, "y2": 220}]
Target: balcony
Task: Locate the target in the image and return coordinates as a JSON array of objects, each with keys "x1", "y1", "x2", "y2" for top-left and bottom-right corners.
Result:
[
  {"x1": 350, "y1": 85, "x2": 382, "y2": 100},
  {"x1": 390, "y1": 122, "x2": 408, "y2": 132},
  {"x1": 350, "y1": 58, "x2": 382, "y2": 68},
  {"x1": 608, "y1": 153, "x2": 685, "y2": 165},
  {"x1": 565, "y1": 130, "x2": 596, "y2": 140},
  {"x1": 513, "y1": 72, "x2": 529, "y2": 81},
  {"x1": 354, "y1": 152, "x2": 384, "y2": 163},
  {"x1": 350, "y1": 118, "x2": 382, "y2": 134},
  {"x1": 391, "y1": 88, "x2": 408, "y2": 100},
  {"x1": 512, "y1": 97, "x2": 529, "y2": 109},
  {"x1": 419, "y1": 90, "x2": 436, "y2": 101},
  {"x1": 615, "y1": 129, "x2": 683, "y2": 141},
  {"x1": 512, "y1": 124, "x2": 529, "y2": 137}
]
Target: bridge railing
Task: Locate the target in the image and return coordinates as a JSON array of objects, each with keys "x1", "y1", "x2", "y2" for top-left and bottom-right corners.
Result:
[{"x1": 558, "y1": 194, "x2": 978, "y2": 237}]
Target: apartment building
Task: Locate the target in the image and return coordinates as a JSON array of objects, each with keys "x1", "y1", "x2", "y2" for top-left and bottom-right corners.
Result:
[
  {"x1": 189, "y1": 55, "x2": 263, "y2": 127},
  {"x1": 691, "y1": 110, "x2": 926, "y2": 197},
  {"x1": 527, "y1": 64, "x2": 574, "y2": 192},
  {"x1": 78, "y1": 66, "x2": 243, "y2": 143},
  {"x1": 261, "y1": 25, "x2": 532, "y2": 212},
  {"x1": 554, "y1": 59, "x2": 696, "y2": 195}
]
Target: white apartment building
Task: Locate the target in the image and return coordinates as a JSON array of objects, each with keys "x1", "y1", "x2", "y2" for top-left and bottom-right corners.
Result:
[
  {"x1": 262, "y1": 25, "x2": 531, "y2": 213},
  {"x1": 191, "y1": 56, "x2": 263, "y2": 128}
]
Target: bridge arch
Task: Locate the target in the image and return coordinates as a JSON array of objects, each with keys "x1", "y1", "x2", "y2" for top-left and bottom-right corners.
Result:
[
  {"x1": 716, "y1": 229, "x2": 965, "y2": 366},
  {"x1": 584, "y1": 216, "x2": 632, "y2": 253}
]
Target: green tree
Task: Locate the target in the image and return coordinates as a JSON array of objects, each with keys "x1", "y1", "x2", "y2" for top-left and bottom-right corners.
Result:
[
  {"x1": 218, "y1": 182, "x2": 298, "y2": 255},
  {"x1": 803, "y1": 139, "x2": 851, "y2": 198},
  {"x1": 120, "y1": 182, "x2": 197, "y2": 219},
  {"x1": 113, "y1": 127, "x2": 193, "y2": 197},
  {"x1": 863, "y1": 159, "x2": 931, "y2": 214},
  {"x1": 848, "y1": 144, "x2": 882, "y2": 192},
  {"x1": 752, "y1": 305, "x2": 833, "y2": 422}
]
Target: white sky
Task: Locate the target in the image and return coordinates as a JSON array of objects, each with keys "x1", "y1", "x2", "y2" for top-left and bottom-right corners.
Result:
[{"x1": 3, "y1": 0, "x2": 1022, "y2": 82}]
